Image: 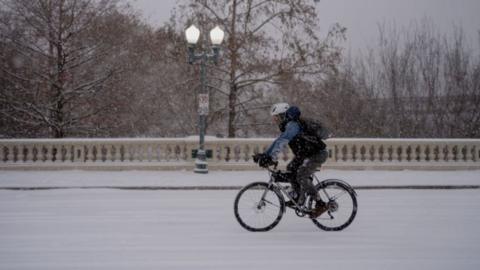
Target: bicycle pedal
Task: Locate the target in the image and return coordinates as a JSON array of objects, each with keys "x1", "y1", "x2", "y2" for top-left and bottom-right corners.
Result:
[{"x1": 285, "y1": 201, "x2": 296, "y2": 208}]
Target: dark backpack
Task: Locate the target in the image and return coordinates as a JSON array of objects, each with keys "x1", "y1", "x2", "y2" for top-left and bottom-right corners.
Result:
[{"x1": 298, "y1": 118, "x2": 331, "y2": 144}]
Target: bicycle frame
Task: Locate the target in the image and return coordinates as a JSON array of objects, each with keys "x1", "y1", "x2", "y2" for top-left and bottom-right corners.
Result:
[
  {"x1": 259, "y1": 166, "x2": 323, "y2": 212},
  {"x1": 259, "y1": 164, "x2": 357, "y2": 213}
]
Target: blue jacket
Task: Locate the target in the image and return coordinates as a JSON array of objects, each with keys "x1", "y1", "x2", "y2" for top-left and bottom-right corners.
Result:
[{"x1": 265, "y1": 121, "x2": 301, "y2": 161}]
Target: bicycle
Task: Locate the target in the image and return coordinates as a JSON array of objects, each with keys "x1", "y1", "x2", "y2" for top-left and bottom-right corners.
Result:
[{"x1": 234, "y1": 162, "x2": 358, "y2": 232}]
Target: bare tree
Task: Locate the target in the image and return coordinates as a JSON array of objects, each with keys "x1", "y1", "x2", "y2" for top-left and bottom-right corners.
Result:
[
  {"x1": 0, "y1": 0, "x2": 140, "y2": 137},
  {"x1": 172, "y1": 0, "x2": 345, "y2": 137},
  {"x1": 443, "y1": 28, "x2": 480, "y2": 137},
  {"x1": 327, "y1": 20, "x2": 480, "y2": 138}
]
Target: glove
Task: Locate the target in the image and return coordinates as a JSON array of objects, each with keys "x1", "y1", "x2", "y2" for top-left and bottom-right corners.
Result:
[
  {"x1": 253, "y1": 153, "x2": 274, "y2": 168},
  {"x1": 252, "y1": 153, "x2": 264, "y2": 164},
  {"x1": 258, "y1": 154, "x2": 274, "y2": 168}
]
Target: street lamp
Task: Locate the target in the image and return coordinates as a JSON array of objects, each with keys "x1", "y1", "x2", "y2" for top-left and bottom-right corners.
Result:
[{"x1": 185, "y1": 24, "x2": 224, "y2": 174}]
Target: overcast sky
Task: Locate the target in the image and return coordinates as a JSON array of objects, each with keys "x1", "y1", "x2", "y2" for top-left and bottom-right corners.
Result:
[{"x1": 128, "y1": 0, "x2": 480, "y2": 53}]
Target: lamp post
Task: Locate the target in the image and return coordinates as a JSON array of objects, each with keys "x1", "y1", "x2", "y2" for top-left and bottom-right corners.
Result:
[{"x1": 185, "y1": 25, "x2": 224, "y2": 174}]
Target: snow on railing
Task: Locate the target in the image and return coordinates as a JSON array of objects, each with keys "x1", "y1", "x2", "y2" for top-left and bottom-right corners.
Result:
[{"x1": 0, "y1": 137, "x2": 479, "y2": 170}]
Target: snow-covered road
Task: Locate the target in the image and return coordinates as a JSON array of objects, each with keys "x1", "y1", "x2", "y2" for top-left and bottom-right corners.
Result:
[{"x1": 0, "y1": 170, "x2": 479, "y2": 269}]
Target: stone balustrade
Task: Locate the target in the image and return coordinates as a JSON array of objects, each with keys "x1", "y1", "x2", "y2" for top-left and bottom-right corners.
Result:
[{"x1": 0, "y1": 137, "x2": 479, "y2": 170}]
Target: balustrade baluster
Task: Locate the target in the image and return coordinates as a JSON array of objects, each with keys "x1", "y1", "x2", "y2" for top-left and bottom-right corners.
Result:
[
  {"x1": 411, "y1": 145, "x2": 417, "y2": 162},
  {"x1": 446, "y1": 145, "x2": 455, "y2": 162},
  {"x1": 112, "y1": 144, "x2": 119, "y2": 162},
  {"x1": 350, "y1": 145, "x2": 357, "y2": 162},
  {"x1": 6, "y1": 145, "x2": 14, "y2": 162},
  {"x1": 183, "y1": 143, "x2": 191, "y2": 162},
  {"x1": 24, "y1": 145, "x2": 32, "y2": 162},
  {"x1": 17, "y1": 145, "x2": 25, "y2": 162},
  {"x1": 419, "y1": 145, "x2": 426, "y2": 162},
  {"x1": 150, "y1": 142, "x2": 158, "y2": 162},
  {"x1": 160, "y1": 144, "x2": 167, "y2": 162},
  {"x1": 42, "y1": 145, "x2": 48, "y2": 162},
  {"x1": 112, "y1": 144, "x2": 118, "y2": 162},
  {"x1": 437, "y1": 145, "x2": 443, "y2": 161},
  {"x1": 430, "y1": 145, "x2": 438, "y2": 162},
  {"x1": 142, "y1": 144, "x2": 147, "y2": 161},
  {"x1": 440, "y1": 145, "x2": 447, "y2": 161},
  {"x1": 385, "y1": 146, "x2": 391, "y2": 162},
  {"x1": 122, "y1": 144, "x2": 130, "y2": 162},
  {"x1": 391, "y1": 145, "x2": 399, "y2": 162},
  {"x1": 379, "y1": 145, "x2": 384, "y2": 161},
  {"x1": 362, "y1": 145, "x2": 368, "y2": 161},
  {"x1": 428, "y1": 145, "x2": 434, "y2": 161},
  {"x1": 65, "y1": 145, "x2": 72, "y2": 162},
  {"x1": 345, "y1": 144, "x2": 353, "y2": 162},
  {"x1": 243, "y1": 144, "x2": 250, "y2": 162},
  {"x1": 147, "y1": 143, "x2": 153, "y2": 162},
  {"x1": 63, "y1": 145, "x2": 69, "y2": 162},
  {"x1": 4, "y1": 145, "x2": 11, "y2": 162},
  {"x1": 93, "y1": 144, "x2": 99, "y2": 162},
  {"x1": 332, "y1": 145, "x2": 338, "y2": 162},
  {"x1": 232, "y1": 145, "x2": 239, "y2": 162},
  {"x1": 148, "y1": 144, "x2": 155, "y2": 162},
  {"x1": 53, "y1": 145, "x2": 60, "y2": 162},
  {"x1": 143, "y1": 144, "x2": 150, "y2": 161},
  {"x1": 462, "y1": 145, "x2": 470, "y2": 162},
  {"x1": 74, "y1": 145, "x2": 85, "y2": 162},
  {"x1": 0, "y1": 145, "x2": 5, "y2": 162},
  {"x1": 51, "y1": 145, "x2": 59, "y2": 162},
  {"x1": 129, "y1": 144, "x2": 137, "y2": 162},
  {"x1": 102, "y1": 144, "x2": 110, "y2": 162},
  {"x1": 399, "y1": 145, "x2": 407, "y2": 162},
  {"x1": 95, "y1": 145, "x2": 102, "y2": 162},
  {"x1": 365, "y1": 145, "x2": 372, "y2": 162},
  {"x1": 164, "y1": 145, "x2": 172, "y2": 161},
  {"x1": 138, "y1": 143, "x2": 145, "y2": 161},
  {"x1": 58, "y1": 145, "x2": 64, "y2": 162},
  {"x1": 373, "y1": 145, "x2": 380, "y2": 162},
  {"x1": 171, "y1": 144, "x2": 177, "y2": 161},
  {"x1": 156, "y1": 145, "x2": 163, "y2": 161},
  {"x1": 85, "y1": 145, "x2": 93, "y2": 162},
  {"x1": 180, "y1": 144, "x2": 187, "y2": 161},
  {"x1": 212, "y1": 145, "x2": 219, "y2": 162},
  {"x1": 175, "y1": 144, "x2": 182, "y2": 161},
  {"x1": 126, "y1": 144, "x2": 133, "y2": 162},
  {"x1": 5, "y1": 145, "x2": 13, "y2": 162},
  {"x1": 27, "y1": 145, "x2": 35, "y2": 162},
  {"x1": 336, "y1": 145, "x2": 343, "y2": 162},
  {"x1": 225, "y1": 146, "x2": 232, "y2": 162}
]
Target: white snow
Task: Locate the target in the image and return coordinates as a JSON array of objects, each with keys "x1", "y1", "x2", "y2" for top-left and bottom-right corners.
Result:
[
  {"x1": 0, "y1": 169, "x2": 479, "y2": 188},
  {"x1": 0, "y1": 170, "x2": 479, "y2": 269}
]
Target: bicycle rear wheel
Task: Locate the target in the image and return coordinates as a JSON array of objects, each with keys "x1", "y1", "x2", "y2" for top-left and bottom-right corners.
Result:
[
  {"x1": 234, "y1": 182, "x2": 285, "y2": 232},
  {"x1": 310, "y1": 180, "x2": 357, "y2": 231}
]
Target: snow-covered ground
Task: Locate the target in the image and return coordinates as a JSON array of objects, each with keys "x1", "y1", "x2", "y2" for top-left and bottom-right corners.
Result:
[
  {"x1": 1, "y1": 169, "x2": 480, "y2": 188},
  {"x1": 0, "y1": 170, "x2": 479, "y2": 269}
]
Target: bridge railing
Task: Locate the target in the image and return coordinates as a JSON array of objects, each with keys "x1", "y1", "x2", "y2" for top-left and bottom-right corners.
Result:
[{"x1": 0, "y1": 137, "x2": 479, "y2": 170}]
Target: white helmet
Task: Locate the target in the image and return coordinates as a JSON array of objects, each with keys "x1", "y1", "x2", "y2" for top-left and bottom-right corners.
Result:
[{"x1": 270, "y1": 103, "x2": 289, "y2": 116}]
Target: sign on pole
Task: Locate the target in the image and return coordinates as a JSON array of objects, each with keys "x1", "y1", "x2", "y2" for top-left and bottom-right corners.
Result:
[{"x1": 198, "y1": 93, "x2": 209, "y2": 115}]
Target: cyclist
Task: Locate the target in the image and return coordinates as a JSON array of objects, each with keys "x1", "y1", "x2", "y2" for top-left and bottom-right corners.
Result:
[{"x1": 254, "y1": 103, "x2": 329, "y2": 218}]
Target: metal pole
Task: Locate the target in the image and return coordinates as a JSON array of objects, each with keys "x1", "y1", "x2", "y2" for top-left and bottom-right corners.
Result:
[{"x1": 194, "y1": 53, "x2": 208, "y2": 173}]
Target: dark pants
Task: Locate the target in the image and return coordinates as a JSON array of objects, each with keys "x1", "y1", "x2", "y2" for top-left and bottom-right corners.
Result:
[{"x1": 287, "y1": 150, "x2": 328, "y2": 198}]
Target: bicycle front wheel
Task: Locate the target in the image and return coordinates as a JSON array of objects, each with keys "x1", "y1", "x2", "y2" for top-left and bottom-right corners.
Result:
[{"x1": 234, "y1": 182, "x2": 285, "y2": 232}]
